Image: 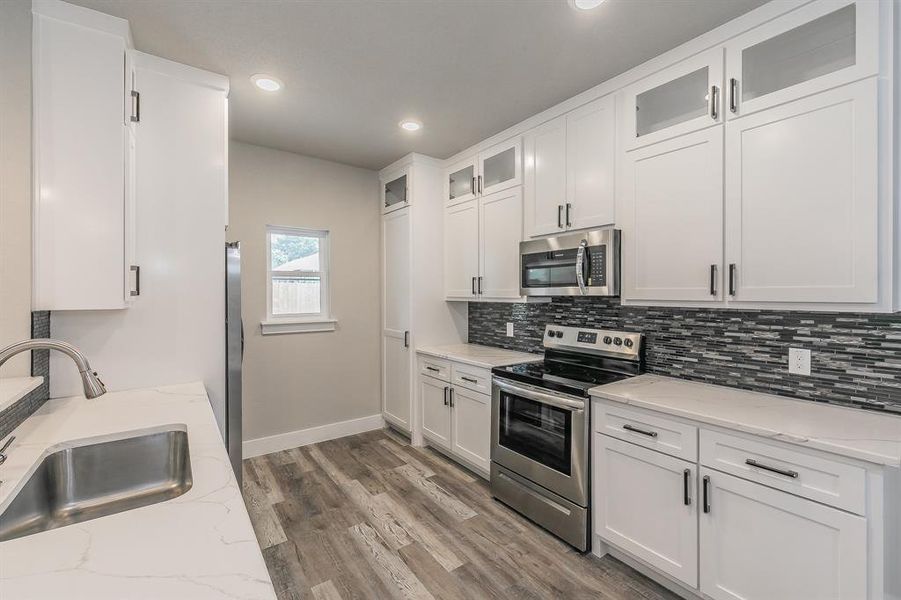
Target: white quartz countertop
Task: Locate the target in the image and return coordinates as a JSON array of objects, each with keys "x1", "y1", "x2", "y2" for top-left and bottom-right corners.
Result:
[
  {"x1": 416, "y1": 343, "x2": 542, "y2": 369},
  {"x1": 0, "y1": 377, "x2": 44, "y2": 413},
  {"x1": 0, "y1": 382, "x2": 276, "y2": 600},
  {"x1": 590, "y1": 374, "x2": 901, "y2": 467}
]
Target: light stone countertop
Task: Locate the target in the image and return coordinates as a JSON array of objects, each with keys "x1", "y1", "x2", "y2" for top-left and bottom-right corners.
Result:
[
  {"x1": 590, "y1": 374, "x2": 901, "y2": 467},
  {"x1": 0, "y1": 377, "x2": 44, "y2": 413},
  {"x1": 416, "y1": 343, "x2": 542, "y2": 369},
  {"x1": 0, "y1": 382, "x2": 276, "y2": 600}
]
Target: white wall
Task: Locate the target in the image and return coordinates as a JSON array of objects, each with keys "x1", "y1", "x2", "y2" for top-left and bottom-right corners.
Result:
[
  {"x1": 227, "y1": 141, "x2": 382, "y2": 444},
  {"x1": 0, "y1": 0, "x2": 33, "y2": 375}
]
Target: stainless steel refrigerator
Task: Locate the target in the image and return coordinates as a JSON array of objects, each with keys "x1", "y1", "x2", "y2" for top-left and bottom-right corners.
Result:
[{"x1": 225, "y1": 242, "x2": 243, "y2": 486}]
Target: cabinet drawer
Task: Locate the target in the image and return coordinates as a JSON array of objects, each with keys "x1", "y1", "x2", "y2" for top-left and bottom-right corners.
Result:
[
  {"x1": 418, "y1": 356, "x2": 450, "y2": 382},
  {"x1": 451, "y1": 364, "x2": 491, "y2": 395},
  {"x1": 699, "y1": 429, "x2": 866, "y2": 515},
  {"x1": 595, "y1": 402, "x2": 697, "y2": 461}
]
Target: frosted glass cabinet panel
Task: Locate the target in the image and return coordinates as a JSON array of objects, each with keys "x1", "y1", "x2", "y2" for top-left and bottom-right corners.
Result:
[
  {"x1": 448, "y1": 163, "x2": 475, "y2": 203},
  {"x1": 725, "y1": 0, "x2": 877, "y2": 118},
  {"x1": 479, "y1": 138, "x2": 521, "y2": 196},
  {"x1": 383, "y1": 172, "x2": 408, "y2": 213},
  {"x1": 482, "y1": 147, "x2": 515, "y2": 189},
  {"x1": 636, "y1": 67, "x2": 709, "y2": 138}
]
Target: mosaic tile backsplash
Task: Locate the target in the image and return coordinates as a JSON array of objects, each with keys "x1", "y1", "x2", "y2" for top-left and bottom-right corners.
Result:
[
  {"x1": 0, "y1": 311, "x2": 51, "y2": 440},
  {"x1": 468, "y1": 298, "x2": 901, "y2": 414}
]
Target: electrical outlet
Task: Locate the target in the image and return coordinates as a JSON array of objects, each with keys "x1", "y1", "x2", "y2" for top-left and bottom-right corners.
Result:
[
  {"x1": 788, "y1": 348, "x2": 811, "y2": 376},
  {"x1": 506, "y1": 322, "x2": 514, "y2": 337}
]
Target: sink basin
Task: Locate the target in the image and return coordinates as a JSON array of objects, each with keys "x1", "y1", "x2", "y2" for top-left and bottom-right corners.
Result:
[{"x1": 0, "y1": 428, "x2": 192, "y2": 541}]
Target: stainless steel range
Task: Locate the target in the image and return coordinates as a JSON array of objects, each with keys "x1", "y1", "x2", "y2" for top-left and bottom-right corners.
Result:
[{"x1": 490, "y1": 324, "x2": 643, "y2": 551}]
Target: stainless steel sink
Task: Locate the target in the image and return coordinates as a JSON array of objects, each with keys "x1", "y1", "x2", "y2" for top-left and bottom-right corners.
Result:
[{"x1": 0, "y1": 428, "x2": 192, "y2": 541}]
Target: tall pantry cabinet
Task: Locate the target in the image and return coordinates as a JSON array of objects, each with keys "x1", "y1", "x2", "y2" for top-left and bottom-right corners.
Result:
[{"x1": 380, "y1": 155, "x2": 466, "y2": 441}]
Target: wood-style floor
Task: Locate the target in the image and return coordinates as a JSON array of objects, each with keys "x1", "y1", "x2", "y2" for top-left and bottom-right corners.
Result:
[{"x1": 242, "y1": 429, "x2": 679, "y2": 600}]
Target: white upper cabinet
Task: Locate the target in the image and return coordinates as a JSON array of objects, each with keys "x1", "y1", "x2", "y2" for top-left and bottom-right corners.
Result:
[
  {"x1": 621, "y1": 127, "x2": 724, "y2": 302},
  {"x1": 478, "y1": 138, "x2": 521, "y2": 196},
  {"x1": 479, "y1": 188, "x2": 523, "y2": 300},
  {"x1": 724, "y1": 78, "x2": 878, "y2": 303},
  {"x1": 724, "y1": 0, "x2": 878, "y2": 119},
  {"x1": 382, "y1": 169, "x2": 409, "y2": 214},
  {"x1": 32, "y1": 4, "x2": 134, "y2": 310},
  {"x1": 524, "y1": 115, "x2": 567, "y2": 237},
  {"x1": 565, "y1": 96, "x2": 617, "y2": 231},
  {"x1": 623, "y1": 48, "x2": 724, "y2": 151},
  {"x1": 445, "y1": 156, "x2": 478, "y2": 206},
  {"x1": 444, "y1": 199, "x2": 480, "y2": 300}
]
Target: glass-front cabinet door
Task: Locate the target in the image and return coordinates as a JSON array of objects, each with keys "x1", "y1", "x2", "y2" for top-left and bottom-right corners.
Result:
[
  {"x1": 445, "y1": 156, "x2": 477, "y2": 206},
  {"x1": 382, "y1": 170, "x2": 408, "y2": 214},
  {"x1": 725, "y1": 0, "x2": 877, "y2": 119},
  {"x1": 623, "y1": 47, "x2": 724, "y2": 150},
  {"x1": 478, "y1": 137, "x2": 521, "y2": 196}
]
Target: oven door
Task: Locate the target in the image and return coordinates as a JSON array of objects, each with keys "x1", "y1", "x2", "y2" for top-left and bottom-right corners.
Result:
[{"x1": 491, "y1": 378, "x2": 589, "y2": 506}]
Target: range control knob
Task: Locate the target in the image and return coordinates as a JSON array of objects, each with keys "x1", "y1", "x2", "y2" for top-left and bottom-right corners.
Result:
[
  {"x1": 624, "y1": 339, "x2": 634, "y2": 349},
  {"x1": 613, "y1": 337, "x2": 623, "y2": 346},
  {"x1": 603, "y1": 336, "x2": 612, "y2": 345}
]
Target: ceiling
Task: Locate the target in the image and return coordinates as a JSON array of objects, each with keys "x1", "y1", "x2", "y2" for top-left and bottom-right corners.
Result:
[{"x1": 71, "y1": 0, "x2": 767, "y2": 170}]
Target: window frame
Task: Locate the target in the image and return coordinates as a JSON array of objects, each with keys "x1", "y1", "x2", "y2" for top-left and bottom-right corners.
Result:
[{"x1": 264, "y1": 225, "x2": 334, "y2": 332}]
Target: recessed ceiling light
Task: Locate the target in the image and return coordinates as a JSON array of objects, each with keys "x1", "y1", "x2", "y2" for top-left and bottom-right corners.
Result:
[
  {"x1": 251, "y1": 74, "x2": 283, "y2": 92},
  {"x1": 399, "y1": 120, "x2": 422, "y2": 132},
  {"x1": 570, "y1": 0, "x2": 606, "y2": 9}
]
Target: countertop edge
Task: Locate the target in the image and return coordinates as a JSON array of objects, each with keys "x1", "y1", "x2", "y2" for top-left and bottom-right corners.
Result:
[
  {"x1": 0, "y1": 377, "x2": 44, "y2": 414},
  {"x1": 416, "y1": 344, "x2": 542, "y2": 369}
]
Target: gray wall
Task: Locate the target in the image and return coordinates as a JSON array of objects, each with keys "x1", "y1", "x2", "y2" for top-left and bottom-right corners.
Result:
[
  {"x1": 227, "y1": 141, "x2": 381, "y2": 443},
  {"x1": 0, "y1": 0, "x2": 33, "y2": 375}
]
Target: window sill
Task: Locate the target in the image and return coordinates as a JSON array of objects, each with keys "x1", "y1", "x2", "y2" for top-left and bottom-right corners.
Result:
[{"x1": 260, "y1": 318, "x2": 337, "y2": 335}]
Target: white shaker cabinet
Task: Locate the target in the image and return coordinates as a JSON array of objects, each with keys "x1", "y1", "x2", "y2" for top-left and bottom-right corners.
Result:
[
  {"x1": 699, "y1": 468, "x2": 867, "y2": 600},
  {"x1": 524, "y1": 116, "x2": 567, "y2": 237},
  {"x1": 382, "y1": 207, "x2": 412, "y2": 431},
  {"x1": 444, "y1": 138, "x2": 521, "y2": 206},
  {"x1": 450, "y1": 385, "x2": 491, "y2": 473},
  {"x1": 444, "y1": 200, "x2": 480, "y2": 299},
  {"x1": 32, "y1": 2, "x2": 137, "y2": 310},
  {"x1": 420, "y1": 373, "x2": 451, "y2": 449}
]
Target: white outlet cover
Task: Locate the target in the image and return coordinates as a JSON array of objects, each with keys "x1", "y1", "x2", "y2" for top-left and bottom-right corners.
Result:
[
  {"x1": 506, "y1": 322, "x2": 514, "y2": 337},
  {"x1": 788, "y1": 348, "x2": 811, "y2": 376}
]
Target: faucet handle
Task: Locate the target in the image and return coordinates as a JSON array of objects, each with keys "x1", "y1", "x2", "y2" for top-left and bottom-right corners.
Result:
[{"x1": 0, "y1": 435, "x2": 15, "y2": 465}]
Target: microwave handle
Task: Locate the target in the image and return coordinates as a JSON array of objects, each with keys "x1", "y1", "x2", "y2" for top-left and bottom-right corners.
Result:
[{"x1": 575, "y1": 240, "x2": 588, "y2": 295}]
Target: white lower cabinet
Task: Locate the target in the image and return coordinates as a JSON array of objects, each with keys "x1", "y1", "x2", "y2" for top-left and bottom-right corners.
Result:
[
  {"x1": 594, "y1": 434, "x2": 698, "y2": 588},
  {"x1": 699, "y1": 467, "x2": 867, "y2": 600},
  {"x1": 417, "y1": 355, "x2": 491, "y2": 476}
]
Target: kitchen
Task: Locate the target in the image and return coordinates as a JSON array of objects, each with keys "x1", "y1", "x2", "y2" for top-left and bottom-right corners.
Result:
[{"x1": 0, "y1": 0, "x2": 899, "y2": 599}]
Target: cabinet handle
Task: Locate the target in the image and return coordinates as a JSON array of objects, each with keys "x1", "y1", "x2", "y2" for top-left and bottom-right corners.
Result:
[
  {"x1": 729, "y1": 78, "x2": 738, "y2": 114},
  {"x1": 565, "y1": 203, "x2": 572, "y2": 228},
  {"x1": 478, "y1": 276, "x2": 483, "y2": 295},
  {"x1": 728, "y1": 263, "x2": 737, "y2": 296},
  {"x1": 460, "y1": 376, "x2": 478, "y2": 384},
  {"x1": 130, "y1": 265, "x2": 140, "y2": 297},
  {"x1": 472, "y1": 276, "x2": 477, "y2": 295},
  {"x1": 709, "y1": 264, "x2": 717, "y2": 296},
  {"x1": 449, "y1": 387, "x2": 454, "y2": 408},
  {"x1": 426, "y1": 366, "x2": 439, "y2": 372},
  {"x1": 471, "y1": 176, "x2": 476, "y2": 196},
  {"x1": 404, "y1": 331, "x2": 410, "y2": 348},
  {"x1": 745, "y1": 459, "x2": 799, "y2": 479},
  {"x1": 478, "y1": 175, "x2": 483, "y2": 194},
  {"x1": 702, "y1": 475, "x2": 711, "y2": 514},
  {"x1": 683, "y1": 469, "x2": 691, "y2": 506},
  {"x1": 558, "y1": 205, "x2": 564, "y2": 229},
  {"x1": 622, "y1": 424, "x2": 658, "y2": 438},
  {"x1": 443, "y1": 386, "x2": 449, "y2": 406},
  {"x1": 709, "y1": 85, "x2": 719, "y2": 120},
  {"x1": 130, "y1": 90, "x2": 140, "y2": 123}
]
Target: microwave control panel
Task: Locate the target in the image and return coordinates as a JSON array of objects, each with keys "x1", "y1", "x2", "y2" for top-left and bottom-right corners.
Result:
[{"x1": 587, "y1": 246, "x2": 607, "y2": 286}]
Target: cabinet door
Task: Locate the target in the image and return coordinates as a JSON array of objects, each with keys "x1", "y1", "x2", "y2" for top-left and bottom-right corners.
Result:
[
  {"x1": 621, "y1": 127, "x2": 724, "y2": 302},
  {"x1": 479, "y1": 137, "x2": 521, "y2": 196},
  {"x1": 724, "y1": 79, "x2": 877, "y2": 303},
  {"x1": 420, "y1": 375, "x2": 451, "y2": 449},
  {"x1": 725, "y1": 0, "x2": 877, "y2": 119},
  {"x1": 445, "y1": 156, "x2": 477, "y2": 206},
  {"x1": 594, "y1": 435, "x2": 698, "y2": 587},
  {"x1": 33, "y1": 12, "x2": 128, "y2": 310},
  {"x1": 623, "y1": 47, "x2": 724, "y2": 150},
  {"x1": 479, "y1": 188, "x2": 523, "y2": 300},
  {"x1": 382, "y1": 170, "x2": 409, "y2": 214},
  {"x1": 382, "y1": 209, "x2": 411, "y2": 430},
  {"x1": 565, "y1": 95, "x2": 616, "y2": 230},
  {"x1": 451, "y1": 386, "x2": 491, "y2": 473},
  {"x1": 524, "y1": 115, "x2": 567, "y2": 237},
  {"x1": 699, "y1": 468, "x2": 867, "y2": 600},
  {"x1": 444, "y1": 200, "x2": 480, "y2": 300}
]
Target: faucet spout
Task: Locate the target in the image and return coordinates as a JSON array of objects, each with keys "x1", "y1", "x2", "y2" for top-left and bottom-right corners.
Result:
[{"x1": 0, "y1": 339, "x2": 106, "y2": 399}]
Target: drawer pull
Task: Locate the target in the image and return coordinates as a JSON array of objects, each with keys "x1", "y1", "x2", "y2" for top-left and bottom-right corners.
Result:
[
  {"x1": 702, "y1": 475, "x2": 711, "y2": 513},
  {"x1": 460, "y1": 376, "x2": 478, "y2": 384},
  {"x1": 623, "y1": 424, "x2": 658, "y2": 438},
  {"x1": 425, "y1": 366, "x2": 440, "y2": 372},
  {"x1": 745, "y1": 458, "x2": 799, "y2": 479}
]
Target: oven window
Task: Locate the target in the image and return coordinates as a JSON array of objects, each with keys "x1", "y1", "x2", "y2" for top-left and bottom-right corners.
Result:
[{"x1": 499, "y1": 391, "x2": 572, "y2": 475}]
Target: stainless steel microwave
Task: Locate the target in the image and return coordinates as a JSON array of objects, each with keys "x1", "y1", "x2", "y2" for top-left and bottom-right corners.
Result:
[{"x1": 520, "y1": 228, "x2": 620, "y2": 297}]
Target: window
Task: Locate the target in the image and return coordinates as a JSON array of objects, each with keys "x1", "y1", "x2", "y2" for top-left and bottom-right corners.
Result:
[{"x1": 263, "y1": 226, "x2": 335, "y2": 334}]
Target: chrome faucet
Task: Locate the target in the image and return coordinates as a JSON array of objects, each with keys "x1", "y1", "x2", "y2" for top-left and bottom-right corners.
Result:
[{"x1": 0, "y1": 339, "x2": 106, "y2": 399}]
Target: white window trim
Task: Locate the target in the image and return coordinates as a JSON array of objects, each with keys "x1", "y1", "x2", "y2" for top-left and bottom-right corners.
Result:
[{"x1": 263, "y1": 225, "x2": 336, "y2": 335}]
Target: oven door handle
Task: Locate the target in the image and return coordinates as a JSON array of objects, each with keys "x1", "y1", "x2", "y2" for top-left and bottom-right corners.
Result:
[
  {"x1": 494, "y1": 379, "x2": 585, "y2": 412},
  {"x1": 575, "y1": 240, "x2": 588, "y2": 296}
]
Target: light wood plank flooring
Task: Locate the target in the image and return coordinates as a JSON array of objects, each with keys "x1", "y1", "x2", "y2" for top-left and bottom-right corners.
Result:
[{"x1": 243, "y1": 429, "x2": 679, "y2": 600}]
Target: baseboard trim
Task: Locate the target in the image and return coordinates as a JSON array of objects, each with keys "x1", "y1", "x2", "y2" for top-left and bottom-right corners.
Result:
[{"x1": 243, "y1": 413, "x2": 385, "y2": 458}]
